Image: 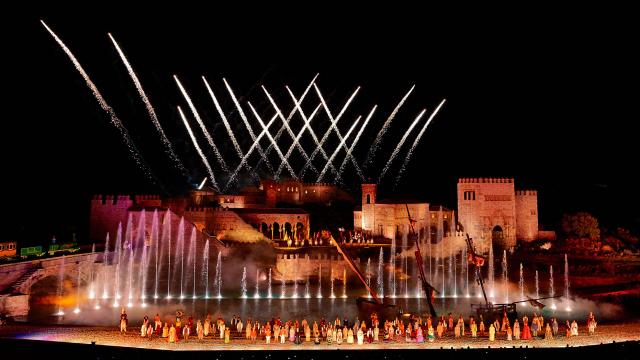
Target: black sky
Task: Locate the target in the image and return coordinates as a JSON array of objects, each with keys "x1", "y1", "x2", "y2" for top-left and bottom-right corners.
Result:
[{"x1": 4, "y1": 7, "x2": 639, "y2": 243}]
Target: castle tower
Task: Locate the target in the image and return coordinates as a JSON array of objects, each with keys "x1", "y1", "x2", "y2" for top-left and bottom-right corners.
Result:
[
  {"x1": 516, "y1": 190, "x2": 538, "y2": 242},
  {"x1": 361, "y1": 183, "x2": 377, "y2": 232},
  {"x1": 90, "y1": 195, "x2": 133, "y2": 242},
  {"x1": 457, "y1": 178, "x2": 517, "y2": 254}
]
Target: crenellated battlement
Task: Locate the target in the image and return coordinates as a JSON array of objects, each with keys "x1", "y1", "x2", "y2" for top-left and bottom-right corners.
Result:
[
  {"x1": 516, "y1": 190, "x2": 537, "y2": 196},
  {"x1": 134, "y1": 194, "x2": 161, "y2": 202},
  {"x1": 91, "y1": 194, "x2": 132, "y2": 205},
  {"x1": 458, "y1": 178, "x2": 514, "y2": 184},
  {"x1": 185, "y1": 207, "x2": 220, "y2": 213}
]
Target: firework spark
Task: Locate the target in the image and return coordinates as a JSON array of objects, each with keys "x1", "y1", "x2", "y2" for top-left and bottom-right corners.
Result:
[
  {"x1": 394, "y1": 99, "x2": 446, "y2": 187},
  {"x1": 174, "y1": 75, "x2": 228, "y2": 172},
  {"x1": 363, "y1": 85, "x2": 415, "y2": 171},
  {"x1": 378, "y1": 108, "x2": 426, "y2": 183},
  {"x1": 41, "y1": 21, "x2": 160, "y2": 185},
  {"x1": 177, "y1": 106, "x2": 218, "y2": 190},
  {"x1": 317, "y1": 116, "x2": 362, "y2": 182},
  {"x1": 335, "y1": 105, "x2": 377, "y2": 182},
  {"x1": 108, "y1": 33, "x2": 189, "y2": 177}
]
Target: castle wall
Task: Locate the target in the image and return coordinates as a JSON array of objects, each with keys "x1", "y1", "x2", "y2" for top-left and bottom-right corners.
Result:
[
  {"x1": 516, "y1": 190, "x2": 539, "y2": 242},
  {"x1": 457, "y1": 178, "x2": 517, "y2": 253},
  {"x1": 90, "y1": 195, "x2": 133, "y2": 242}
]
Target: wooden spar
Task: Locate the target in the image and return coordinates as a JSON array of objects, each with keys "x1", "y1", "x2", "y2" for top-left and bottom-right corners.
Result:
[
  {"x1": 406, "y1": 204, "x2": 438, "y2": 317},
  {"x1": 331, "y1": 236, "x2": 383, "y2": 304}
]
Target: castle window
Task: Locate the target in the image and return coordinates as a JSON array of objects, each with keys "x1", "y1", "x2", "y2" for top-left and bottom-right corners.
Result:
[
  {"x1": 464, "y1": 191, "x2": 476, "y2": 201},
  {"x1": 295, "y1": 187, "x2": 298, "y2": 192},
  {"x1": 305, "y1": 190, "x2": 308, "y2": 194},
  {"x1": 531, "y1": 210, "x2": 537, "y2": 215},
  {"x1": 366, "y1": 194, "x2": 371, "y2": 204}
]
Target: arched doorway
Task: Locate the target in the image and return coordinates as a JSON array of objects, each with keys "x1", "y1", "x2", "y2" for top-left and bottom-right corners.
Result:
[
  {"x1": 296, "y1": 222, "x2": 304, "y2": 240},
  {"x1": 261, "y1": 223, "x2": 269, "y2": 237},
  {"x1": 492, "y1": 225, "x2": 505, "y2": 251},
  {"x1": 284, "y1": 223, "x2": 292, "y2": 239},
  {"x1": 273, "y1": 222, "x2": 280, "y2": 239}
]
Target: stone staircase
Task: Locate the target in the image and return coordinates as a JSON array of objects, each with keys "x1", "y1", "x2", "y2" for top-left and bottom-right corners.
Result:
[
  {"x1": 8, "y1": 266, "x2": 42, "y2": 295},
  {"x1": 217, "y1": 210, "x2": 268, "y2": 243}
]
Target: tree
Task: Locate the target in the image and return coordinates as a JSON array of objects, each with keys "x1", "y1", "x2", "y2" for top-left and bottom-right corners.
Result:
[{"x1": 561, "y1": 212, "x2": 600, "y2": 240}]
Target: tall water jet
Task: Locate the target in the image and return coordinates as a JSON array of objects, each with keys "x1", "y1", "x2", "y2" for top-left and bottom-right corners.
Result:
[
  {"x1": 102, "y1": 232, "x2": 110, "y2": 299},
  {"x1": 151, "y1": 210, "x2": 159, "y2": 299},
  {"x1": 377, "y1": 248, "x2": 384, "y2": 298},
  {"x1": 519, "y1": 263, "x2": 525, "y2": 302},
  {"x1": 502, "y1": 250, "x2": 509, "y2": 303},
  {"x1": 254, "y1": 269, "x2": 260, "y2": 299},
  {"x1": 305, "y1": 255, "x2": 311, "y2": 298},
  {"x1": 389, "y1": 236, "x2": 396, "y2": 298},
  {"x1": 140, "y1": 243, "x2": 148, "y2": 304},
  {"x1": 189, "y1": 228, "x2": 197, "y2": 299},
  {"x1": 74, "y1": 266, "x2": 82, "y2": 314},
  {"x1": 342, "y1": 267, "x2": 347, "y2": 298},
  {"x1": 550, "y1": 265, "x2": 556, "y2": 310},
  {"x1": 465, "y1": 240, "x2": 470, "y2": 297},
  {"x1": 55, "y1": 255, "x2": 66, "y2": 316},
  {"x1": 330, "y1": 267, "x2": 336, "y2": 298},
  {"x1": 113, "y1": 223, "x2": 123, "y2": 305},
  {"x1": 202, "y1": 240, "x2": 210, "y2": 298},
  {"x1": 488, "y1": 242, "x2": 494, "y2": 297},
  {"x1": 214, "y1": 251, "x2": 222, "y2": 298},
  {"x1": 280, "y1": 275, "x2": 286, "y2": 299},
  {"x1": 317, "y1": 265, "x2": 322, "y2": 298},
  {"x1": 177, "y1": 218, "x2": 185, "y2": 299},
  {"x1": 564, "y1": 254, "x2": 571, "y2": 311},
  {"x1": 125, "y1": 214, "x2": 134, "y2": 306},
  {"x1": 163, "y1": 212, "x2": 172, "y2": 299},
  {"x1": 268, "y1": 268, "x2": 272, "y2": 299},
  {"x1": 136, "y1": 210, "x2": 147, "y2": 300},
  {"x1": 241, "y1": 267, "x2": 248, "y2": 298},
  {"x1": 535, "y1": 270, "x2": 539, "y2": 299},
  {"x1": 366, "y1": 258, "x2": 372, "y2": 298},
  {"x1": 292, "y1": 270, "x2": 299, "y2": 299}
]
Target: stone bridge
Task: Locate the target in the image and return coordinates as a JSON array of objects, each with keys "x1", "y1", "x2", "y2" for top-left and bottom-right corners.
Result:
[{"x1": 0, "y1": 252, "x2": 101, "y2": 321}]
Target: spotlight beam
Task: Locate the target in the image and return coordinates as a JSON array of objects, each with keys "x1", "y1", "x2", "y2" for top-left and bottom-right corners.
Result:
[
  {"x1": 254, "y1": 74, "x2": 318, "y2": 174},
  {"x1": 203, "y1": 76, "x2": 259, "y2": 182},
  {"x1": 394, "y1": 99, "x2": 446, "y2": 187},
  {"x1": 378, "y1": 108, "x2": 427, "y2": 184},
  {"x1": 177, "y1": 106, "x2": 218, "y2": 190},
  {"x1": 174, "y1": 75, "x2": 228, "y2": 172},
  {"x1": 317, "y1": 116, "x2": 362, "y2": 182},
  {"x1": 40, "y1": 21, "x2": 160, "y2": 187},
  {"x1": 262, "y1": 85, "x2": 319, "y2": 177},
  {"x1": 248, "y1": 102, "x2": 298, "y2": 179},
  {"x1": 223, "y1": 78, "x2": 275, "y2": 174},
  {"x1": 285, "y1": 87, "x2": 343, "y2": 183},
  {"x1": 335, "y1": 105, "x2": 377, "y2": 182},
  {"x1": 108, "y1": 33, "x2": 189, "y2": 178},
  {"x1": 300, "y1": 85, "x2": 361, "y2": 180},
  {"x1": 363, "y1": 85, "x2": 415, "y2": 171}
]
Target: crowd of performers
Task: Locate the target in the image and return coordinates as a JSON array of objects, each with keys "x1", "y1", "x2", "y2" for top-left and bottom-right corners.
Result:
[{"x1": 119, "y1": 309, "x2": 598, "y2": 345}]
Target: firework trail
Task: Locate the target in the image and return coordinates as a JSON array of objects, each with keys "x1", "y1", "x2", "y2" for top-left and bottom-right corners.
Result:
[
  {"x1": 174, "y1": 75, "x2": 228, "y2": 172},
  {"x1": 41, "y1": 21, "x2": 160, "y2": 186},
  {"x1": 248, "y1": 102, "x2": 298, "y2": 179},
  {"x1": 317, "y1": 116, "x2": 362, "y2": 182},
  {"x1": 203, "y1": 76, "x2": 259, "y2": 182},
  {"x1": 253, "y1": 74, "x2": 318, "y2": 173},
  {"x1": 300, "y1": 85, "x2": 360, "y2": 179},
  {"x1": 363, "y1": 85, "x2": 415, "y2": 171},
  {"x1": 394, "y1": 99, "x2": 446, "y2": 187},
  {"x1": 262, "y1": 85, "x2": 319, "y2": 176},
  {"x1": 223, "y1": 112, "x2": 280, "y2": 191},
  {"x1": 177, "y1": 106, "x2": 218, "y2": 190},
  {"x1": 223, "y1": 78, "x2": 275, "y2": 174},
  {"x1": 276, "y1": 87, "x2": 325, "y2": 179},
  {"x1": 284, "y1": 87, "x2": 343, "y2": 182},
  {"x1": 108, "y1": 33, "x2": 189, "y2": 178},
  {"x1": 377, "y1": 108, "x2": 426, "y2": 183},
  {"x1": 335, "y1": 105, "x2": 377, "y2": 182}
]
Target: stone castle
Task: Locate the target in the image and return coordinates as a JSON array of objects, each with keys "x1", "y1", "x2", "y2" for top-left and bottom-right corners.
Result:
[{"x1": 90, "y1": 177, "x2": 543, "y2": 255}]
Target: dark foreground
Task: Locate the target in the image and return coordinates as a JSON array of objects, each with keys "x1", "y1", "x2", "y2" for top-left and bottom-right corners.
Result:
[{"x1": 1, "y1": 337, "x2": 638, "y2": 360}]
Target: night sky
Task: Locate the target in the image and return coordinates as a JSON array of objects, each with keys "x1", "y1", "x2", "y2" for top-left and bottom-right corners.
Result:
[{"x1": 4, "y1": 8, "x2": 639, "y2": 243}]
